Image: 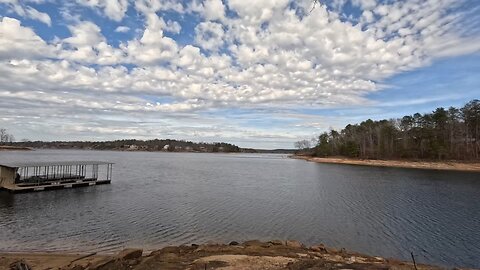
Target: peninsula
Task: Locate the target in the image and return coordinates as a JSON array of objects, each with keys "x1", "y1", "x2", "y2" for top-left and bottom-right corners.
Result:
[{"x1": 294, "y1": 99, "x2": 480, "y2": 172}]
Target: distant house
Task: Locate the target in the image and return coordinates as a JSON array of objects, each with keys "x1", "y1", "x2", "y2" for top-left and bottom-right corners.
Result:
[
  {"x1": 128, "y1": 145, "x2": 139, "y2": 150},
  {"x1": 163, "y1": 145, "x2": 170, "y2": 150}
]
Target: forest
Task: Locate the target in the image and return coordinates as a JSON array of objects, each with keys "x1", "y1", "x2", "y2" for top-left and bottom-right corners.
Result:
[
  {"x1": 1, "y1": 137, "x2": 241, "y2": 153},
  {"x1": 305, "y1": 99, "x2": 480, "y2": 160}
]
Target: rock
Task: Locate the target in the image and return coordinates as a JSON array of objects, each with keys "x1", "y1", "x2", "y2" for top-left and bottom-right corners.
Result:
[
  {"x1": 9, "y1": 260, "x2": 32, "y2": 270},
  {"x1": 346, "y1": 256, "x2": 356, "y2": 264},
  {"x1": 325, "y1": 247, "x2": 339, "y2": 254},
  {"x1": 127, "y1": 259, "x2": 139, "y2": 266},
  {"x1": 243, "y1": 240, "x2": 263, "y2": 246},
  {"x1": 116, "y1": 248, "x2": 143, "y2": 260},
  {"x1": 310, "y1": 244, "x2": 327, "y2": 253},
  {"x1": 268, "y1": 240, "x2": 284, "y2": 246},
  {"x1": 191, "y1": 244, "x2": 199, "y2": 247},
  {"x1": 243, "y1": 240, "x2": 271, "y2": 248},
  {"x1": 86, "y1": 257, "x2": 115, "y2": 270},
  {"x1": 285, "y1": 240, "x2": 304, "y2": 248},
  {"x1": 229, "y1": 241, "x2": 239, "y2": 246}
]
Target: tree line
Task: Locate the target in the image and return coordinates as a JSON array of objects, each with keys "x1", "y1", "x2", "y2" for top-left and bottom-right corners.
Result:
[
  {"x1": 299, "y1": 99, "x2": 480, "y2": 160},
  {"x1": 6, "y1": 138, "x2": 242, "y2": 153}
]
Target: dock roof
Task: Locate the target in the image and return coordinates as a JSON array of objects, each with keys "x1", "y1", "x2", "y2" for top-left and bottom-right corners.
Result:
[{"x1": 0, "y1": 161, "x2": 113, "y2": 168}]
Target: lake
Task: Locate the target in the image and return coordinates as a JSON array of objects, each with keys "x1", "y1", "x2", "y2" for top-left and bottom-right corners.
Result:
[{"x1": 0, "y1": 150, "x2": 479, "y2": 268}]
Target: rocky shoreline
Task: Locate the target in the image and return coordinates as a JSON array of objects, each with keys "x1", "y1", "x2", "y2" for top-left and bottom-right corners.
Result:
[
  {"x1": 293, "y1": 155, "x2": 480, "y2": 172},
  {"x1": 0, "y1": 240, "x2": 462, "y2": 270}
]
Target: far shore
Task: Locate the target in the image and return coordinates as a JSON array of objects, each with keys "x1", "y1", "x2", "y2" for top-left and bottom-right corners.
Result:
[
  {"x1": 0, "y1": 146, "x2": 32, "y2": 151},
  {"x1": 0, "y1": 240, "x2": 454, "y2": 270},
  {"x1": 293, "y1": 155, "x2": 480, "y2": 172}
]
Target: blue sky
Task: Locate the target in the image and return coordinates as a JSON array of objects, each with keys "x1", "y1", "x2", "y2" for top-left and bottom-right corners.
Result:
[{"x1": 0, "y1": 0, "x2": 479, "y2": 148}]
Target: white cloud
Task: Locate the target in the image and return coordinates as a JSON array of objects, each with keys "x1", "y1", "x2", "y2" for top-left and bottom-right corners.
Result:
[
  {"x1": 122, "y1": 13, "x2": 179, "y2": 64},
  {"x1": 115, "y1": 25, "x2": 130, "y2": 32},
  {"x1": 25, "y1": 6, "x2": 51, "y2": 26},
  {"x1": 76, "y1": 0, "x2": 129, "y2": 21},
  {"x1": 134, "y1": 0, "x2": 184, "y2": 15},
  {"x1": 194, "y1": 21, "x2": 225, "y2": 51},
  {"x1": 164, "y1": 20, "x2": 181, "y2": 34},
  {"x1": 0, "y1": 17, "x2": 55, "y2": 59},
  {"x1": 203, "y1": 0, "x2": 225, "y2": 21},
  {"x1": 61, "y1": 21, "x2": 125, "y2": 65},
  {"x1": 0, "y1": 0, "x2": 52, "y2": 26}
]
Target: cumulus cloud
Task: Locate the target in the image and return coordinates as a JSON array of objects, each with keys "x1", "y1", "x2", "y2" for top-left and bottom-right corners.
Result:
[
  {"x1": 0, "y1": 17, "x2": 55, "y2": 59},
  {"x1": 0, "y1": 0, "x2": 479, "y2": 147},
  {"x1": 0, "y1": 0, "x2": 52, "y2": 26},
  {"x1": 202, "y1": 0, "x2": 226, "y2": 21},
  {"x1": 194, "y1": 21, "x2": 225, "y2": 51}
]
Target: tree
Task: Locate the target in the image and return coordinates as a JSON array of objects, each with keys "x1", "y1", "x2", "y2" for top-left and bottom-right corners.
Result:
[
  {"x1": 0, "y1": 128, "x2": 14, "y2": 144},
  {"x1": 294, "y1": 139, "x2": 311, "y2": 150},
  {"x1": 315, "y1": 133, "x2": 331, "y2": 157}
]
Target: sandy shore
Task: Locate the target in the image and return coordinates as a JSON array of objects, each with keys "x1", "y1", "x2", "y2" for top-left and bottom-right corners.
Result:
[
  {"x1": 0, "y1": 146, "x2": 32, "y2": 151},
  {"x1": 293, "y1": 155, "x2": 480, "y2": 172},
  {"x1": 0, "y1": 240, "x2": 460, "y2": 270}
]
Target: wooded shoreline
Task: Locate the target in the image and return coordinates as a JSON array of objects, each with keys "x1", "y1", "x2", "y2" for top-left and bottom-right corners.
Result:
[{"x1": 293, "y1": 155, "x2": 480, "y2": 172}]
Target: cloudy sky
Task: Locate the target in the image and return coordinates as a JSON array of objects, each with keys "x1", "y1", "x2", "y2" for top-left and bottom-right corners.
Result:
[{"x1": 0, "y1": 0, "x2": 479, "y2": 149}]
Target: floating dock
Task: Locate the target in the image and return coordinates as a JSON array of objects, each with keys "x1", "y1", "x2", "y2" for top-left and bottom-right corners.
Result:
[{"x1": 0, "y1": 161, "x2": 113, "y2": 193}]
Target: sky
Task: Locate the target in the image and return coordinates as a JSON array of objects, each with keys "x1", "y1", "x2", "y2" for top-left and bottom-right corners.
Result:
[{"x1": 0, "y1": 0, "x2": 479, "y2": 149}]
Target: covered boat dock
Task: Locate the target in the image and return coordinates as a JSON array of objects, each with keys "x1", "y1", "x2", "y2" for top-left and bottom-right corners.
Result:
[{"x1": 0, "y1": 161, "x2": 113, "y2": 193}]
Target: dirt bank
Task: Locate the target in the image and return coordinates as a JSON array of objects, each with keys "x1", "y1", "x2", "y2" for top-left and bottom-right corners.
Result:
[
  {"x1": 0, "y1": 146, "x2": 32, "y2": 151},
  {"x1": 0, "y1": 240, "x2": 465, "y2": 270},
  {"x1": 293, "y1": 155, "x2": 480, "y2": 172}
]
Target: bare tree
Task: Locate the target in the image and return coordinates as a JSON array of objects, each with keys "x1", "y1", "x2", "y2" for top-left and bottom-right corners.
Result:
[
  {"x1": 0, "y1": 128, "x2": 7, "y2": 143},
  {"x1": 294, "y1": 139, "x2": 312, "y2": 150},
  {"x1": 0, "y1": 128, "x2": 15, "y2": 143}
]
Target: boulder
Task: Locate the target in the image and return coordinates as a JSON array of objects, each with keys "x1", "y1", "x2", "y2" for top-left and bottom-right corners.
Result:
[
  {"x1": 9, "y1": 260, "x2": 32, "y2": 270},
  {"x1": 285, "y1": 240, "x2": 304, "y2": 248},
  {"x1": 309, "y1": 244, "x2": 327, "y2": 253},
  {"x1": 243, "y1": 240, "x2": 263, "y2": 246},
  {"x1": 243, "y1": 240, "x2": 271, "y2": 248},
  {"x1": 229, "y1": 241, "x2": 239, "y2": 246},
  {"x1": 268, "y1": 240, "x2": 284, "y2": 246},
  {"x1": 86, "y1": 257, "x2": 116, "y2": 270},
  {"x1": 116, "y1": 248, "x2": 143, "y2": 260}
]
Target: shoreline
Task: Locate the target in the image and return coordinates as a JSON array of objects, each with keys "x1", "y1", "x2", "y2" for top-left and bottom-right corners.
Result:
[
  {"x1": 0, "y1": 240, "x2": 458, "y2": 270},
  {"x1": 293, "y1": 155, "x2": 480, "y2": 172},
  {"x1": 0, "y1": 146, "x2": 32, "y2": 151}
]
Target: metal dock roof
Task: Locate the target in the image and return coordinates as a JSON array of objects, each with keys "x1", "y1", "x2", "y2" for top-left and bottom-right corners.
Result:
[{"x1": 0, "y1": 161, "x2": 113, "y2": 168}]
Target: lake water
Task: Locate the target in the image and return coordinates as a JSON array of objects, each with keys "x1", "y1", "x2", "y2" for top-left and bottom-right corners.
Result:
[{"x1": 0, "y1": 150, "x2": 479, "y2": 268}]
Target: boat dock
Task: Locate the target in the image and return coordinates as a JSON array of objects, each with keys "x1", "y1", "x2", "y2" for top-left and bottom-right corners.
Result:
[{"x1": 0, "y1": 161, "x2": 113, "y2": 193}]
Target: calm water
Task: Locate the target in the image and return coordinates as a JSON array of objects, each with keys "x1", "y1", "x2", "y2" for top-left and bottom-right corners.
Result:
[{"x1": 0, "y1": 150, "x2": 479, "y2": 267}]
